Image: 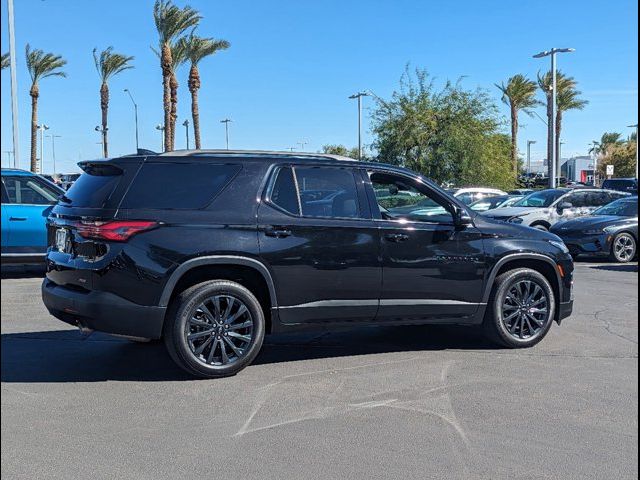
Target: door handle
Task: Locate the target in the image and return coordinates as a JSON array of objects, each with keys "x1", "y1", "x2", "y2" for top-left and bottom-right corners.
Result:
[
  {"x1": 265, "y1": 227, "x2": 292, "y2": 238},
  {"x1": 384, "y1": 233, "x2": 409, "y2": 243},
  {"x1": 9, "y1": 217, "x2": 27, "y2": 221}
]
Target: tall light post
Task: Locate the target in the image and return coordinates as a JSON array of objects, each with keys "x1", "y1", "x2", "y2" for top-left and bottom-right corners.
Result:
[
  {"x1": 527, "y1": 140, "x2": 536, "y2": 178},
  {"x1": 7, "y1": 0, "x2": 20, "y2": 168},
  {"x1": 36, "y1": 124, "x2": 49, "y2": 173},
  {"x1": 155, "y1": 124, "x2": 165, "y2": 152},
  {"x1": 46, "y1": 134, "x2": 61, "y2": 173},
  {"x1": 94, "y1": 126, "x2": 107, "y2": 158},
  {"x1": 123, "y1": 89, "x2": 139, "y2": 152},
  {"x1": 533, "y1": 47, "x2": 575, "y2": 188},
  {"x1": 182, "y1": 119, "x2": 190, "y2": 149},
  {"x1": 220, "y1": 118, "x2": 232, "y2": 150},
  {"x1": 628, "y1": 123, "x2": 638, "y2": 179},
  {"x1": 349, "y1": 91, "x2": 370, "y2": 160},
  {"x1": 297, "y1": 140, "x2": 309, "y2": 152},
  {"x1": 3, "y1": 151, "x2": 13, "y2": 167},
  {"x1": 591, "y1": 141, "x2": 600, "y2": 186}
]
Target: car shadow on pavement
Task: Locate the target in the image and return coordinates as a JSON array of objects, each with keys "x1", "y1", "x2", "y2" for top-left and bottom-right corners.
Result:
[
  {"x1": 588, "y1": 263, "x2": 638, "y2": 273},
  {"x1": 0, "y1": 265, "x2": 46, "y2": 279},
  {"x1": 1, "y1": 324, "x2": 495, "y2": 383}
]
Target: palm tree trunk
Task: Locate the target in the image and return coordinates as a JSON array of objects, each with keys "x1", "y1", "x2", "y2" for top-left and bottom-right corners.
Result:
[
  {"x1": 161, "y1": 43, "x2": 173, "y2": 152},
  {"x1": 29, "y1": 84, "x2": 39, "y2": 173},
  {"x1": 100, "y1": 82, "x2": 109, "y2": 158},
  {"x1": 545, "y1": 93, "x2": 553, "y2": 181},
  {"x1": 188, "y1": 64, "x2": 201, "y2": 150},
  {"x1": 169, "y1": 73, "x2": 178, "y2": 150},
  {"x1": 510, "y1": 104, "x2": 518, "y2": 179}
]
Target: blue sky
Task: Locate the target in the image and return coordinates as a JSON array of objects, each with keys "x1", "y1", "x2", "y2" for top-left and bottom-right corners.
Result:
[{"x1": 1, "y1": 0, "x2": 638, "y2": 173}]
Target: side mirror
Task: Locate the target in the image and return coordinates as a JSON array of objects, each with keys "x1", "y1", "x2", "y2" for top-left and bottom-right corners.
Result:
[
  {"x1": 557, "y1": 201, "x2": 573, "y2": 213},
  {"x1": 454, "y1": 207, "x2": 473, "y2": 229}
]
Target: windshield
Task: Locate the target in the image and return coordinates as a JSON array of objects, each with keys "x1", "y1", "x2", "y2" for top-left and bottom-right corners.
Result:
[
  {"x1": 513, "y1": 190, "x2": 566, "y2": 208},
  {"x1": 593, "y1": 200, "x2": 638, "y2": 217}
]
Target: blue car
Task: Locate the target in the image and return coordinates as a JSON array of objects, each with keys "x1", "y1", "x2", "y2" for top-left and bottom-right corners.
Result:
[{"x1": 1, "y1": 168, "x2": 64, "y2": 263}]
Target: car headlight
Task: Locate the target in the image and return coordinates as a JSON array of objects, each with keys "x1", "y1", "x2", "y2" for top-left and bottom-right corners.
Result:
[
  {"x1": 603, "y1": 226, "x2": 617, "y2": 234},
  {"x1": 549, "y1": 240, "x2": 570, "y2": 254},
  {"x1": 583, "y1": 229, "x2": 604, "y2": 235},
  {"x1": 508, "y1": 216, "x2": 524, "y2": 224}
]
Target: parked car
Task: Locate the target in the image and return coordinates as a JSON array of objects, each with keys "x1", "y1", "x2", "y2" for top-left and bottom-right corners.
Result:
[
  {"x1": 1, "y1": 168, "x2": 64, "y2": 263},
  {"x1": 42, "y1": 150, "x2": 574, "y2": 378},
  {"x1": 483, "y1": 188, "x2": 630, "y2": 230},
  {"x1": 468, "y1": 195, "x2": 523, "y2": 212},
  {"x1": 601, "y1": 178, "x2": 638, "y2": 196},
  {"x1": 452, "y1": 187, "x2": 508, "y2": 205},
  {"x1": 509, "y1": 189, "x2": 534, "y2": 196},
  {"x1": 551, "y1": 197, "x2": 638, "y2": 263}
]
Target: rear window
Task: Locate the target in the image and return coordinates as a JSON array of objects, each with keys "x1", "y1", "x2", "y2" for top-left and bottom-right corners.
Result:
[
  {"x1": 119, "y1": 162, "x2": 241, "y2": 210},
  {"x1": 603, "y1": 179, "x2": 636, "y2": 190},
  {"x1": 60, "y1": 164, "x2": 122, "y2": 208}
]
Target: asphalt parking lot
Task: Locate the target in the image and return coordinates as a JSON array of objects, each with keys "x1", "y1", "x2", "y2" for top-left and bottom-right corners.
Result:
[{"x1": 1, "y1": 261, "x2": 638, "y2": 480}]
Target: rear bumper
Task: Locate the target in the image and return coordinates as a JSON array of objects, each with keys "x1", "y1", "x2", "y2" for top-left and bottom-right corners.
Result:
[{"x1": 41, "y1": 278, "x2": 166, "y2": 339}]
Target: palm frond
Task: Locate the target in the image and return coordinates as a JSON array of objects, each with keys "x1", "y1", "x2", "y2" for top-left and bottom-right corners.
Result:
[
  {"x1": 93, "y1": 46, "x2": 134, "y2": 82},
  {"x1": 495, "y1": 74, "x2": 540, "y2": 110},
  {"x1": 25, "y1": 44, "x2": 67, "y2": 83},
  {"x1": 179, "y1": 32, "x2": 230, "y2": 65},
  {"x1": 153, "y1": 0, "x2": 201, "y2": 45},
  {"x1": 1, "y1": 52, "x2": 10, "y2": 70}
]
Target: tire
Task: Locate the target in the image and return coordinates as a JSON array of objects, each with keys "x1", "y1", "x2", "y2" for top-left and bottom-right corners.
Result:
[
  {"x1": 483, "y1": 268, "x2": 555, "y2": 348},
  {"x1": 531, "y1": 224, "x2": 549, "y2": 231},
  {"x1": 164, "y1": 280, "x2": 265, "y2": 378},
  {"x1": 610, "y1": 232, "x2": 637, "y2": 263}
]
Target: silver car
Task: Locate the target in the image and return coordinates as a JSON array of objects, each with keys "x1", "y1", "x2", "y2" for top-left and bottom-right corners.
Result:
[{"x1": 482, "y1": 188, "x2": 630, "y2": 231}]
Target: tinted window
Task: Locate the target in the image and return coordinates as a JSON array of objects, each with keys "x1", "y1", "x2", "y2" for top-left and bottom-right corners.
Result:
[
  {"x1": 294, "y1": 167, "x2": 361, "y2": 219},
  {"x1": 603, "y1": 179, "x2": 637, "y2": 190},
  {"x1": 515, "y1": 189, "x2": 567, "y2": 208},
  {"x1": 594, "y1": 199, "x2": 638, "y2": 217},
  {"x1": 566, "y1": 191, "x2": 590, "y2": 208},
  {"x1": 583, "y1": 191, "x2": 610, "y2": 207},
  {"x1": 269, "y1": 167, "x2": 300, "y2": 215},
  {"x1": 120, "y1": 163, "x2": 241, "y2": 210},
  {"x1": 63, "y1": 164, "x2": 123, "y2": 208},
  {"x1": 2, "y1": 176, "x2": 61, "y2": 205}
]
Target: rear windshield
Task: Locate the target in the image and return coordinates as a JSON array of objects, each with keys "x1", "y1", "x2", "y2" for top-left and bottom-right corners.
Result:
[
  {"x1": 62, "y1": 164, "x2": 123, "y2": 208},
  {"x1": 119, "y1": 162, "x2": 241, "y2": 209},
  {"x1": 603, "y1": 179, "x2": 636, "y2": 189}
]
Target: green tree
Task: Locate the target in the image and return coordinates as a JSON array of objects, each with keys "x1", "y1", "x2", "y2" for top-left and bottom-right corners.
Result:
[
  {"x1": 179, "y1": 33, "x2": 230, "y2": 149},
  {"x1": 1, "y1": 52, "x2": 9, "y2": 70},
  {"x1": 153, "y1": 0, "x2": 201, "y2": 151},
  {"x1": 589, "y1": 132, "x2": 623, "y2": 156},
  {"x1": 597, "y1": 141, "x2": 637, "y2": 178},
  {"x1": 93, "y1": 47, "x2": 134, "y2": 157},
  {"x1": 25, "y1": 44, "x2": 66, "y2": 173},
  {"x1": 495, "y1": 74, "x2": 540, "y2": 178},
  {"x1": 371, "y1": 67, "x2": 514, "y2": 190},
  {"x1": 322, "y1": 144, "x2": 361, "y2": 159}
]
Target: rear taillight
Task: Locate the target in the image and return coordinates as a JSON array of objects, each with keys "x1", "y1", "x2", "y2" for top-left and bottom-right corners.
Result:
[{"x1": 76, "y1": 220, "x2": 159, "y2": 242}]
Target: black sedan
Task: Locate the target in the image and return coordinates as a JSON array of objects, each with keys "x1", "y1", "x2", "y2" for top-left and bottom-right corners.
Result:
[{"x1": 550, "y1": 197, "x2": 638, "y2": 263}]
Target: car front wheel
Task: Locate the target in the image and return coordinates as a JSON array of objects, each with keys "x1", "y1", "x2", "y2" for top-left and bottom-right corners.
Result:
[
  {"x1": 483, "y1": 268, "x2": 555, "y2": 348},
  {"x1": 164, "y1": 280, "x2": 265, "y2": 378},
  {"x1": 611, "y1": 232, "x2": 636, "y2": 263}
]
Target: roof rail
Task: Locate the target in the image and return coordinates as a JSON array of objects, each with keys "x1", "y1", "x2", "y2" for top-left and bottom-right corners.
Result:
[{"x1": 157, "y1": 149, "x2": 357, "y2": 162}]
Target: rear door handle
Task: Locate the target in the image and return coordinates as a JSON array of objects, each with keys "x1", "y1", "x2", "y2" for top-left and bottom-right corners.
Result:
[
  {"x1": 9, "y1": 217, "x2": 27, "y2": 221},
  {"x1": 384, "y1": 233, "x2": 409, "y2": 243},
  {"x1": 265, "y1": 227, "x2": 292, "y2": 238}
]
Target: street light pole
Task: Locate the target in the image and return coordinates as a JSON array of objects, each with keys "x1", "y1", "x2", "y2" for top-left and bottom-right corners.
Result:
[
  {"x1": 37, "y1": 124, "x2": 49, "y2": 173},
  {"x1": 156, "y1": 124, "x2": 165, "y2": 152},
  {"x1": 297, "y1": 140, "x2": 309, "y2": 152},
  {"x1": 533, "y1": 47, "x2": 575, "y2": 189},
  {"x1": 46, "y1": 134, "x2": 61, "y2": 173},
  {"x1": 349, "y1": 92, "x2": 369, "y2": 160},
  {"x1": 124, "y1": 89, "x2": 139, "y2": 152},
  {"x1": 629, "y1": 124, "x2": 638, "y2": 179},
  {"x1": 94, "y1": 126, "x2": 107, "y2": 158},
  {"x1": 220, "y1": 119, "x2": 232, "y2": 150},
  {"x1": 182, "y1": 119, "x2": 190, "y2": 149},
  {"x1": 527, "y1": 140, "x2": 536, "y2": 178},
  {"x1": 591, "y1": 141, "x2": 600, "y2": 186},
  {"x1": 7, "y1": 0, "x2": 20, "y2": 168}
]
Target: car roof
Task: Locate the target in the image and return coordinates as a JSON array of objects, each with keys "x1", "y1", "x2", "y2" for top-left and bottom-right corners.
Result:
[
  {"x1": 454, "y1": 187, "x2": 507, "y2": 194},
  {"x1": 1, "y1": 168, "x2": 38, "y2": 176},
  {"x1": 156, "y1": 149, "x2": 358, "y2": 163}
]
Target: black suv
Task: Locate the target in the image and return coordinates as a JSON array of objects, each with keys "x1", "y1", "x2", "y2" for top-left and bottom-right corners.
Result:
[{"x1": 42, "y1": 151, "x2": 574, "y2": 378}]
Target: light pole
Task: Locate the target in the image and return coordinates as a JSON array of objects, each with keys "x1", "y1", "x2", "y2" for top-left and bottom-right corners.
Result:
[
  {"x1": 220, "y1": 118, "x2": 232, "y2": 150},
  {"x1": 182, "y1": 119, "x2": 190, "y2": 149},
  {"x1": 297, "y1": 140, "x2": 309, "y2": 152},
  {"x1": 591, "y1": 141, "x2": 600, "y2": 186},
  {"x1": 527, "y1": 140, "x2": 536, "y2": 179},
  {"x1": 156, "y1": 124, "x2": 165, "y2": 152},
  {"x1": 46, "y1": 134, "x2": 61, "y2": 173},
  {"x1": 37, "y1": 124, "x2": 49, "y2": 173},
  {"x1": 123, "y1": 89, "x2": 139, "y2": 152},
  {"x1": 533, "y1": 47, "x2": 575, "y2": 189},
  {"x1": 349, "y1": 91, "x2": 369, "y2": 160},
  {"x1": 628, "y1": 124, "x2": 638, "y2": 179},
  {"x1": 94, "y1": 126, "x2": 107, "y2": 158},
  {"x1": 7, "y1": 0, "x2": 20, "y2": 168},
  {"x1": 3, "y1": 151, "x2": 13, "y2": 167}
]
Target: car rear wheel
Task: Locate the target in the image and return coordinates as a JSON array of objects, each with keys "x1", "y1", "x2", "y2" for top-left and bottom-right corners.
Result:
[
  {"x1": 164, "y1": 280, "x2": 265, "y2": 378},
  {"x1": 611, "y1": 232, "x2": 636, "y2": 263},
  {"x1": 483, "y1": 268, "x2": 555, "y2": 348},
  {"x1": 531, "y1": 224, "x2": 549, "y2": 231}
]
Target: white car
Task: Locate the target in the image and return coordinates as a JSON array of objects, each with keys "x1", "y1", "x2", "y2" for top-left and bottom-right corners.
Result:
[
  {"x1": 449, "y1": 187, "x2": 508, "y2": 205},
  {"x1": 483, "y1": 188, "x2": 630, "y2": 231}
]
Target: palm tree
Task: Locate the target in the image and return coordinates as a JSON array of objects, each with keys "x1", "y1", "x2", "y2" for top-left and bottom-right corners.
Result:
[
  {"x1": 25, "y1": 44, "x2": 66, "y2": 173},
  {"x1": 179, "y1": 33, "x2": 230, "y2": 149},
  {"x1": 556, "y1": 85, "x2": 588, "y2": 164},
  {"x1": 153, "y1": 0, "x2": 201, "y2": 152},
  {"x1": 537, "y1": 71, "x2": 576, "y2": 180},
  {"x1": 1, "y1": 52, "x2": 9, "y2": 70},
  {"x1": 93, "y1": 47, "x2": 134, "y2": 157},
  {"x1": 495, "y1": 74, "x2": 540, "y2": 178},
  {"x1": 589, "y1": 132, "x2": 623, "y2": 156}
]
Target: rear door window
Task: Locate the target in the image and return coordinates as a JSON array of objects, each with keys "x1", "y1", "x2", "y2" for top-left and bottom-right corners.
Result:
[
  {"x1": 294, "y1": 166, "x2": 361, "y2": 219},
  {"x1": 269, "y1": 167, "x2": 300, "y2": 215},
  {"x1": 119, "y1": 162, "x2": 241, "y2": 210}
]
